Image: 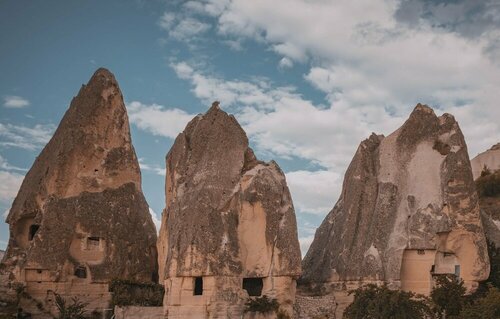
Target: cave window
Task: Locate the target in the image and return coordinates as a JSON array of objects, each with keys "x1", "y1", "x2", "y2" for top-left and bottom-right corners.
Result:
[
  {"x1": 454, "y1": 265, "x2": 460, "y2": 277},
  {"x1": 87, "y1": 237, "x2": 101, "y2": 250},
  {"x1": 193, "y1": 277, "x2": 203, "y2": 296},
  {"x1": 417, "y1": 249, "x2": 425, "y2": 255},
  {"x1": 243, "y1": 278, "x2": 263, "y2": 296},
  {"x1": 29, "y1": 224, "x2": 40, "y2": 241},
  {"x1": 74, "y1": 266, "x2": 87, "y2": 279},
  {"x1": 430, "y1": 265, "x2": 435, "y2": 274}
]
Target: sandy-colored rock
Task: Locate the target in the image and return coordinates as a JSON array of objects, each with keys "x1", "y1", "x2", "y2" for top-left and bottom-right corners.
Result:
[
  {"x1": 471, "y1": 143, "x2": 500, "y2": 180},
  {"x1": 1, "y1": 69, "x2": 157, "y2": 317},
  {"x1": 158, "y1": 102, "x2": 301, "y2": 318},
  {"x1": 301, "y1": 104, "x2": 490, "y2": 304}
]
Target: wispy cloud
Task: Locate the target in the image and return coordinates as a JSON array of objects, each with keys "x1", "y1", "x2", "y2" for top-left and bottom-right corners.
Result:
[
  {"x1": 0, "y1": 170, "x2": 24, "y2": 203},
  {"x1": 0, "y1": 155, "x2": 26, "y2": 172},
  {"x1": 138, "y1": 158, "x2": 166, "y2": 176},
  {"x1": 127, "y1": 101, "x2": 194, "y2": 139},
  {"x1": 0, "y1": 123, "x2": 54, "y2": 150},
  {"x1": 3, "y1": 95, "x2": 30, "y2": 108},
  {"x1": 149, "y1": 207, "x2": 161, "y2": 233}
]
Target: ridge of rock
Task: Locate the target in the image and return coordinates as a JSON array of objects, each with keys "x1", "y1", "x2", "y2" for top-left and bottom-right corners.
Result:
[
  {"x1": 301, "y1": 104, "x2": 489, "y2": 300},
  {"x1": 2, "y1": 69, "x2": 157, "y2": 316},
  {"x1": 158, "y1": 102, "x2": 301, "y2": 318}
]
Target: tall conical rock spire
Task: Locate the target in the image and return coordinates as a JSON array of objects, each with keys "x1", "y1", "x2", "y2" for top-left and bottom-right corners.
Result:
[
  {"x1": 302, "y1": 104, "x2": 489, "y2": 297},
  {"x1": 158, "y1": 102, "x2": 301, "y2": 318},
  {"x1": 3, "y1": 69, "x2": 157, "y2": 314}
]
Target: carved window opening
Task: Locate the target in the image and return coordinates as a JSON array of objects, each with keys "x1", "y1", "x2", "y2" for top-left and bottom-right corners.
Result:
[
  {"x1": 193, "y1": 277, "x2": 203, "y2": 296},
  {"x1": 243, "y1": 278, "x2": 263, "y2": 296},
  {"x1": 87, "y1": 237, "x2": 101, "y2": 250},
  {"x1": 430, "y1": 265, "x2": 435, "y2": 274},
  {"x1": 74, "y1": 266, "x2": 87, "y2": 278},
  {"x1": 417, "y1": 249, "x2": 425, "y2": 255},
  {"x1": 29, "y1": 224, "x2": 40, "y2": 241}
]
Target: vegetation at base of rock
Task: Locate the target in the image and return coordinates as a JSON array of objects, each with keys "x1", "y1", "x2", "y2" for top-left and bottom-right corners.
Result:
[
  {"x1": 343, "y1": 284, "x2": 432, "y2": 319},
  {"x1": 476, "y1": 168, "x2": 500, "y2": 197},
  {"x1": 244, "y1": 295, "x2": 280, "y2": 314},
  {"x1": 458, "y1": 286, "x2": 500, "y2": 319},
  {"x1": 55, "y1": 293, "x2": 88, "y2": 319},
  {"x1": 430, "y1": 275, "x2": 466, "y2": 317},
  {"x1": 109, "y1": 279, "x2": 164, "y2": 307}
]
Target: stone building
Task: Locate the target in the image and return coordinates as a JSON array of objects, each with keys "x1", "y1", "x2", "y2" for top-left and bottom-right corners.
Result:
[
  {"x1": 157, "y1": 103, "x2": 302, "y2": 318},
  {"x1": 1, "y1": 69, "x2": 158, "y2": 317},
  {"x1": 300, "y1": 104, "x2": 490, "y2": 317}
]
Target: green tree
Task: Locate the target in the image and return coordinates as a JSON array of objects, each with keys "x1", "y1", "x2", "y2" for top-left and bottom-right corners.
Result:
[
  {"x1": 458, "y1": 286, "x2": 500, "y2": 319},
  {"x1": 54, "y1": 293, "x2": 88, "y2": 319},
  {"x1": 430, "y1": 275, "x2": 466, "y2": 318},
  {"x1": 343, "y1": 284, "x2": 432, "y2": 319}
]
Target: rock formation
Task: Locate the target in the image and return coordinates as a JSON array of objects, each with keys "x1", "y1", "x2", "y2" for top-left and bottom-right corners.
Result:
[
  {"x1": 472, "y1": 144, "x2": 500, "y2": 247},
  {"x1": 471, "y1": 143, "x2": 500, "y2": 180},
  {"x1": 158, "y1": 102, "x2": 301, "y2": 318},
  {"x1": 2, "y1": 69, "x2": 158, "y2": 317},
  {"x1": 301, "y1": 104, "x2": 490, "y2": 316}
]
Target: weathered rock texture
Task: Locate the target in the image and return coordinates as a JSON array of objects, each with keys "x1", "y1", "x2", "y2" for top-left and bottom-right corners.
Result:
[
  {"x1": 301, "y1": 104, "x2": 490, "y2": 301},
  {"x1": 471, "y1": 143, "x2": 500, "y2": 180},
  {"x1": 158, "y1": 103, "x2": 301, "y2": 318},
  {"x1": 2, "y1": 69, "x2": 157, "y2": 316},
  {"x1": 472, "y1": 144, "x2": 500, "y2": 247}
]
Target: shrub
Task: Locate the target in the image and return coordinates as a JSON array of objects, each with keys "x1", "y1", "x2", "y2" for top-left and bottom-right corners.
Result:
[
  {"x1": 430, "y1": 275, "x2": 466, "y2": 318},
  {"x1": 344, "y1": 284, "x2": 432, "y2": 319},
  {"x1": 244, "y1": 295, "x2": 280, "y2": 314},
  {"x1": 54, "y1": 293, "x2": 88, "y2": 319},
  {"x1": 475, "y1": 169, "x2": 500, "y2": 197},
  {"x1": 458, "y1": 286, "x2": 500, "y2": 319},
  {"x1": 109, "y1": 279, "x2": 164, "y2": 307}
]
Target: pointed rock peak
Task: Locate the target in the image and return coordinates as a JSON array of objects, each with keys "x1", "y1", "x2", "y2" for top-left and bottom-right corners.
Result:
[
  {"x1": 410, "y1": 103, "x2": 437, "y2": 118},
  {"x1": 211, "y1": 100, "x2": 221, "y2": 109},
  {"x1": 84, "y1": 68, "x2": 119, "y2": 93}
]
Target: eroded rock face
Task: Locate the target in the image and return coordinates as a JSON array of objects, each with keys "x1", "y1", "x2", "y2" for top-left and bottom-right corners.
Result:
[
  {"x1": 158, "y1": 103, "x2": 301, "y2": 318},
  {"x1": 301, "y1": 104, "x2": 489, "y2": 297},
  {"x1": 472, "y1": 144, "x2": 500, "y2": 247},
  {"x1": 471, "y1": 143, "x2": 500, "y2": 180},
  {"x1": 2, "y1": 69, "x2": 157, "y2": 315}
]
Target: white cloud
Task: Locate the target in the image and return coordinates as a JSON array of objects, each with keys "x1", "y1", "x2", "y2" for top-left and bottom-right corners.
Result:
[
  {"x1": 0, "y1": 155, "x2": 26, "y2": 172},
  {"x1": 0, "y1": 171, "x2": 24, "y2": 203},
  {"x1": 170, "y1": 17, "x2": 211, "y2": 40},
  {"x1": 298, "y1": 235, "x2": 314, "y2": 257},
  {"x1": 149, "y1": 207, "x2": 161, "y2": 233},
  {"x1": 286, "y1": 170, "x2": 340, "y2": 215},
  {"x1": 3, "y1": 96, "x2": 30, "y2": 108},
  {"x1": 127, "y1": 101, "x2": 194, "y2": 139},
  {"x1": 0, "y1": 123, "x2": 54, "y2": 150},
  {"x1": 158, "y1": 12, "x2": 176, "y2": 30},
  {"x1": 138, "y1": 158, "x2": 166, "y2": 176},
  {"x1": 278, "y1": 57, "x2": 293, "y2": 70},
  {"x1": 187, "y1": 0, "x2": 500, "y2": 157}
]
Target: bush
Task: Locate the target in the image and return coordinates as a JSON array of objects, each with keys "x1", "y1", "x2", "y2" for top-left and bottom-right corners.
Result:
[
  {"x1": 244, "y1": 295, "x2": 280, "y2": 314},
  {"x1": 109, "y1": 279, "x2": 164, "y2": 307},
  {"x1": 343, "y1": 284, "x2": 432, "y2": 319},
  {"x1": 55, "y1": 293, "x2": 88, "y2": 319},
  {"x1": 475, "y1": 169, "x2": 500, "y2": 197},
  {"x1": 430, "y1": 275, "x2": 466, "y2": 318},
  {"x1": 458, "y1": 286, "x2": 500, "y2": 319}
]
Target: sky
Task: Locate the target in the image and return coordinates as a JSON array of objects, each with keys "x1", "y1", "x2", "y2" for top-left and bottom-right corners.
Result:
[{"x1": 1, "y1": 0, "x2": 499, "y2": 256}]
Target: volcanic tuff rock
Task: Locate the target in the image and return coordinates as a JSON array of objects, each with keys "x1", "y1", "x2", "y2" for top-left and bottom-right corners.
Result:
[
  {"x1": 471, "y1": 143, "x2": 500, "y2": 180},
  {"x1": 2, "y1": 69, "x2": 157, "y2": 313},
  {"x1": 472, "y1": 144, "x2": 500, "y2": 247},
  {"x1": 302, "y1": 104, "x2": 489, "y2": 294},
  {"x1": 158, "y1": 102, "x2": 301, "y2": 318}
]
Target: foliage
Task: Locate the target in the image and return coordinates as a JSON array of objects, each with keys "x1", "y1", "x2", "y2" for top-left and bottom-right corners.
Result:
[
  {"x1": 244, "y1": 295, "x2": 280, "y2": 314},
  {"x1": 109, "y1": 279, "x2": 164, "y2": 307},
  {"x1": 55, "y1": 293, "x2": 88, "y2": 319},
  {"x1": 430, "y1": 275, "x2": 466, "y2": 318},
  {"x1": 478, "y1": 241, "x2": 500, "y2": 291},
  {"x1": 458, "y1": 286, "x2": 500, "y2": 319},
  {"x1": 475, "y1": 169, "x2": 500, "y2": 197},
  {"x1": 343, "y1": 284, "x2": 432, "y2": 319}
]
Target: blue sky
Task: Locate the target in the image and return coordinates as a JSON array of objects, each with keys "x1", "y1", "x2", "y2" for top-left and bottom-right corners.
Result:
[{"x1": 1, "y1": 0, "x2": 499, "y2": 255}]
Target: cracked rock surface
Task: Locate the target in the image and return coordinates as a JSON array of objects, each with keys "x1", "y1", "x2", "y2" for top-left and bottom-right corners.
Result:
[{"x1": 301, "y1": 104, "x2": 489, "y2": 292}]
